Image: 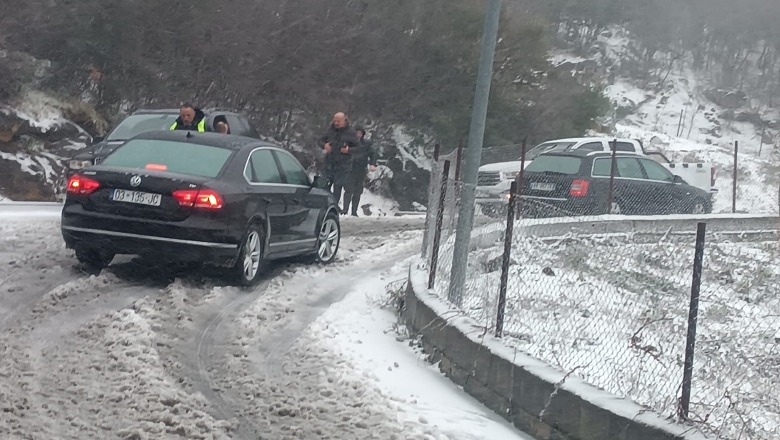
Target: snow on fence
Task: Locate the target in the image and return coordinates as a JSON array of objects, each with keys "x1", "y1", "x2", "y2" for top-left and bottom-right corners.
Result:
[{"x1": 420, "y1": 153, "x2": 780, "y2": 440}]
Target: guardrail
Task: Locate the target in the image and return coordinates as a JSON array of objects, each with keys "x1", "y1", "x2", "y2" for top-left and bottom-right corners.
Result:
[
  {"x1": 0, "y1": 201, "x2": 64, "y2": 218},
  {"x1": 469, "y1": 213, "x2": 779, "y2": 250}
]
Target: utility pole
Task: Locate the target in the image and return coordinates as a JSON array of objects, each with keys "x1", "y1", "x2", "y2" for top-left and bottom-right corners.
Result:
[{"x1": 448, "y1": 0, "x2": 502, "y2": 305}]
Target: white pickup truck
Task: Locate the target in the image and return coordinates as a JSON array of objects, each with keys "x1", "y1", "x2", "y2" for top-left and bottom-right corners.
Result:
[{"x1": 475, "y1": 137, "x2": 717, "y2": 217}]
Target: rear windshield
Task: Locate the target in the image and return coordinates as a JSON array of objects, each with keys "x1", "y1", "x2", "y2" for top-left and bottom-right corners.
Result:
[
  {"x1": 525, "y1": 141, "x2": 578, "y2": 160},
  {"x1": 101, "y1": 139, "x2": 232, "y2": 178},
  {"x1": 106, "y1": 114, "x2": 178, "y2": 141},
  {"x1": 525, "y1": 155, "x2": 582, "y2": 175}
]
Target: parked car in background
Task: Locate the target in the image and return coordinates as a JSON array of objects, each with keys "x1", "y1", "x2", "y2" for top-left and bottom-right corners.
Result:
[
  {"x1": 518, "y1": 150, "x2": 713, "y2": 218},
  {"x1": 65, "y1": 108, "x2": 259, "y2": 178},
  {"x1": 475, "y1": 137, "x2": 717, "y2": 217},
  {"x1": 61, "y1": 130, "x2": 340, "y2": 286}
]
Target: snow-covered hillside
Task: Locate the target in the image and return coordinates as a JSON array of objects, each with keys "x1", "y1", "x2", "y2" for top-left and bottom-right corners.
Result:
[{"x1": 551, "y1": 26, "x2": 780, "y2": 215}]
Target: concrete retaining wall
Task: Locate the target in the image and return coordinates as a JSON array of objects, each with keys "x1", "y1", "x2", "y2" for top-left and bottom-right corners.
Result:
[{"x1": 404, "y1": 261, "x2": 710, "y2": 440}]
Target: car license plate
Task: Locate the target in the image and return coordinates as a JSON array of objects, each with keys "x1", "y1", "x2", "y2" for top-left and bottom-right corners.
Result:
[
  {"x1": 111, "y1": 189, "x2": 162, "y2": 206},
  {"x1": 530, "y1": 182, "x2": 555, "y2": 191}
]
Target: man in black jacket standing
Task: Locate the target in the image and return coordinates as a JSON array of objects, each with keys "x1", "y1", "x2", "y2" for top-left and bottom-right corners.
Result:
[
  {"x1": 320, "y1": 112, "x2": 359, "y2": 213},
  {"x1": 343, "y1": 126, "x2": 377, "y2": 216}
]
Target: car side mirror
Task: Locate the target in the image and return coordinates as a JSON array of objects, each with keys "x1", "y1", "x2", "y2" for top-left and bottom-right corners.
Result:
[
  {"x1": 672, "y1": 175, "x2": 685, "y2": 184},
  {"x1": 89, "y1": 136, "x2": 104, "y2": 146},
  {"x1": 311, "y1": 175, "x2": 328, "y2": 189}
]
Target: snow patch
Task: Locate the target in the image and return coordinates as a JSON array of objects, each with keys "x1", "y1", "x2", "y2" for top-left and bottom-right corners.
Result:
[
  {"x1": 5, "y1": 89, "x2": 68, "y2": 131},
  {"x1": 392, "y1": 125, "x2": 432, "y2": 171}
]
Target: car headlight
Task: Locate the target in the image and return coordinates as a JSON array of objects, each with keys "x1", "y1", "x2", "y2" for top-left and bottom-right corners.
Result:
[
  {"x1": 69, "y1": 159, "x2": 93, "y2": 170},
  {"x1": 503, "y1": 171, "x2": 519, "y2": 179}
]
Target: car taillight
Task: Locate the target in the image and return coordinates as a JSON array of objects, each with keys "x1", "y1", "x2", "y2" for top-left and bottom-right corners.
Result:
[
  {"x1": 66, "y1": 174, "x2": 101, "y2": 195},
  {"x1": 569, "y1": 179, "x2": 589, "y2": 197},
  {"x1": 172, "y1": 189, "x2": 224, "y2": 209}
]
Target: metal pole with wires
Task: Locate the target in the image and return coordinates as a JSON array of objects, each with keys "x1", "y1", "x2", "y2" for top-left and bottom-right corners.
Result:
[
  {"x1": 606, "y1": 138, "x2": 618, "y2": 214},
  {"x1": 732, "y1": 141, "x2": 738, "y2": 214},
  {"x1": 428, "y1": 160, "x2": 451, "y2": 290},
  {"x1": 679, "y1": 222, "x2": 706, "y2": 419},
  {"x1": 448, "y1": 0, "x2": 502, "y2": 306}
]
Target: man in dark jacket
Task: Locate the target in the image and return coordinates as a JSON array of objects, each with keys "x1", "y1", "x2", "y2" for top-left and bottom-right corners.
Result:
[
  {"x1": 169, "y1": 103, "x2": 208, "y2": 132},
  {"x1": 319, "y1": 112, "x2": 359, "y2": 212},
  {"x1": 343, "y1": 126, "x2": 377, "y2": 216}
]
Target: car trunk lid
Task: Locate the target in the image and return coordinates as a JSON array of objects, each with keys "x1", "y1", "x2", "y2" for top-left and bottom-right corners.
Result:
[{"x1": 77, "y1": 167, "x2": 214, "y2": 222}]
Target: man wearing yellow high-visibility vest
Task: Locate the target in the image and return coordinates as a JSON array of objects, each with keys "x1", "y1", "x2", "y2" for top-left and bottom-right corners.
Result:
[{"x1": 169, "y1": 103, "x2": 208, "y2": 132}]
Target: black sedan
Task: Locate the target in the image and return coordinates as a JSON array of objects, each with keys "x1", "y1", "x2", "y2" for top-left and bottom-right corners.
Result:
[
  {"x1": 66, "y1": 108, "x2": 259, "y2": 177},
  {"x1": 61, "y1": 130, "x2": 340, "y2": 285}
]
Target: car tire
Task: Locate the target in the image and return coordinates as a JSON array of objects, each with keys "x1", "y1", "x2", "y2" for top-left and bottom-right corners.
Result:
[
  {"x1": 232, "y1": 224, "x2": 266, "y2": 287},
  {"x1": 312, "y1": 212, "x2": 340, "y2": 264},
  {"x1": 481, "y1": 205, "x2": 506, "y2": 219},
  {"x1": 74, "y1": 248, "x2": 114, "y2": 273},
  {"x1": 609, "y1": 200, "x2": 623, "y2": 215},
  {"x1": 688, "y1": 199, "x2": 712, "y2": 215}
]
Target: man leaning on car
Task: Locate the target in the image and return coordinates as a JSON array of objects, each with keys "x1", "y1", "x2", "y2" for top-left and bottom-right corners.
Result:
[{"x1": 169, "y1": 103, "x2": 209, "y2": 132}]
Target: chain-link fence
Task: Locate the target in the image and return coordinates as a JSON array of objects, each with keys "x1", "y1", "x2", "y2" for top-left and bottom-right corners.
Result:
[{"x1": 419, "y1": 144, "x2": 780, "y2": 439}]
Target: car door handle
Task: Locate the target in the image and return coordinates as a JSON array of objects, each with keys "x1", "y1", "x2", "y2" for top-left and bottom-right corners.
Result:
[
  {"x1": 292, "y1": 198, "x2": 301, "y2": 205},
  {"x1": 261, "y1": 197, "x2": 272, "y2": 204}
]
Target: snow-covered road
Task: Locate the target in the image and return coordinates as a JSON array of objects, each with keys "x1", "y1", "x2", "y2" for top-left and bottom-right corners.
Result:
[{"x1": 0, "y1": 209, "x2": 531, "y2": 440}]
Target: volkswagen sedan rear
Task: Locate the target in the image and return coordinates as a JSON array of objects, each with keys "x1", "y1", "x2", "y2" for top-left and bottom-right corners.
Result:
[{"x1": 61, "y1": 131, "x2": 340, "y2": 285}]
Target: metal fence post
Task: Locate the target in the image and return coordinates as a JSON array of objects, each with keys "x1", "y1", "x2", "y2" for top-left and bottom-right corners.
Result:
[
  {"x1": 732, "y1": 141, "x2": 738, "y2": 214},
  {"x1": 679, "y1": 222, "x2": 706, "y2": 420},
  {"x1": 455, "y1": 142, "x2": 464, "y2": 182},
  {"x1": 496, "y1": 180, "x2": 517, "y2": 338},
  {"x1": 428, "y1": 160, "x2": 451, "y2": 290},
  {"x1": 515, "y1": 138, "x2": 527, "y2": 217},
  {"x1": 607, "y1": 138, "x2": 618, "y2": 214},
  {"x1": 421, "y1": 144, "x2": 442, "y2": 257}
]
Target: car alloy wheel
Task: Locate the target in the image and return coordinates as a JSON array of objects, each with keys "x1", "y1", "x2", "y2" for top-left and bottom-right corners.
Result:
[
  {"x1": 691, "y1": 201, "x2": 707, "y2": 214},
  {"x1": 316, "y1": 214, "x2": 340, "y2": 264},
  {"x1": 234, "y1": 224, "x2": 265, "y2": 286}
]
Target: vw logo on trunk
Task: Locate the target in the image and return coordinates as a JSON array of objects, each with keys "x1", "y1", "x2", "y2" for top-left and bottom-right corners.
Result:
[{"x1": 130, "y1": 175, "x2": 142, "y2": 187}]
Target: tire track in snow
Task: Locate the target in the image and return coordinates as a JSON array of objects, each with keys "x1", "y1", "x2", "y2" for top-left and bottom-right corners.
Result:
[{"x1": 193, "y1": 273, "x2": 281, "y2": 440}]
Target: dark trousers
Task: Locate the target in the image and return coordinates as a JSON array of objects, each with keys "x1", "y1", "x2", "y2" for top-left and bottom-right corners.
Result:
[
  {"x1": 327, "y1": 171, "x2": 348, "y2": 211},
  {"x1": 343, "y1": 172, "x2": 366, "y2": 215}
]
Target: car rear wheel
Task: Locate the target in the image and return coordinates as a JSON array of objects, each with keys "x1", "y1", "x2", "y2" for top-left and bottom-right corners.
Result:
[
  {"x1": 74, "y1": 248, "x2": 114, "y2": 273},
  {"x1": 232, "y1": 224, "x2": 266, "y2": 286},
  {"x1": 480, "y1": 204, "x2": 506, "y2": 218},
  {"x1": 314, "y1": 212, "x2": 340, "y2": 264},
  {"x1": 689, "y1": 199, "x2": 711, "y2": 214}
]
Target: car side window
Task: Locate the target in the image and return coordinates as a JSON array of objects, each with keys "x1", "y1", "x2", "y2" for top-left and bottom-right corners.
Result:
[
  {"x1": 577, "y1": 142, "x2": 603, "y2": 152},
  {"x1": 640, "y1": 159, "x2": 674, "y2": 182},
  {"x1": 616, "y1": 157, "x2": 644, "y2": 179},
  {"x1": 274, "y1": 151, "x2": 310, "y2": 186},
  {"x1": 615, "y1": 142, "x2": 637, "y2": 152},
  {"x1": 246, "y1": 149, "x2": 282, "y2": 184},
  {"x1": 226, "y1": 115, "x2": 243, "y2": 135},
  {"x1": 592, "y1": 158, "x2": 612, "y2": 176}
]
